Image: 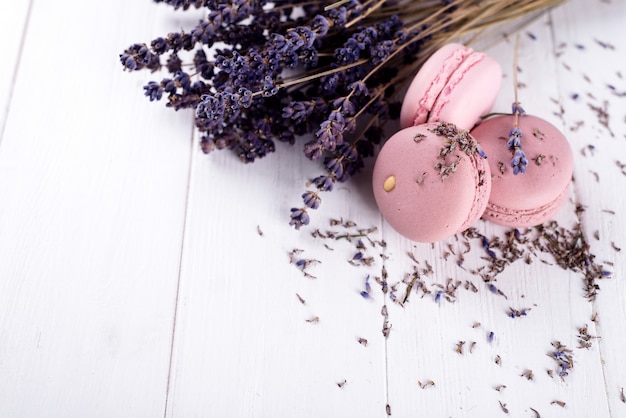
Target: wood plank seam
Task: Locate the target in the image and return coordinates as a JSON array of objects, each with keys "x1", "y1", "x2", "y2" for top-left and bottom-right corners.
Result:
[
  {"x1": 163, "y1": 119, "x2": 197, "y2": 418},
  {"x1": 0, "y1": 0, "x2": 34, "y2": 146},
  {"x1": 546, "y1": 8, "x2": 614, "y2": 415}
]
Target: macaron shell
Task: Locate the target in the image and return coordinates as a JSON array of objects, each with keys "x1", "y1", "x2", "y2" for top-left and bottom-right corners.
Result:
[
  {"x1": 485, "y1": 183, "x2": 570, "y2": 227},
  {"x1": 471, "y1": 114, "x2": 573, "y2": 227},
  {"x1": 399, "y1": 43, "x2": 470, "y2": 129},
  {"x1": 429, "y1": 53, "x2": 502, "y2": 130},
  {"x1": 372, "y1": 123, "x2": 491, "y2": 242},
  {"x1": 399, "y1": 43, "x2": 502, "y2": 131},
  {"x1": 457, "y1": 150, "x2": 492, "y2": 232}
]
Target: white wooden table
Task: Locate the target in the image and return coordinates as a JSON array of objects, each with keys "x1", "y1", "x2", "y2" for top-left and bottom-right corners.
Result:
[{"x1": 1, "y1": 0, "x2": 625, "y2": 417}]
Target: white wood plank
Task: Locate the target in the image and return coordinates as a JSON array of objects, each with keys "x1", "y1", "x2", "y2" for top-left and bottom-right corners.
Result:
[
  {"x1": 550, "y1": 0, "x2": 626, "y2": 415},
  {"x1": 0, "y1": 1, "x2": 31, "y2": 137},
  {"x1": 0, "y1": 1, "x2": 197, "y2": 416},
  {"x1": 165, "y1": 144, "x2": 389, "y2": 416}
]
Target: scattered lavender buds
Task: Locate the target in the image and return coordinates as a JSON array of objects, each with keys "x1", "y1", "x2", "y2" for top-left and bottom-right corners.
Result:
[
  {"x1": 507, "y1": 306, "x2": 530, "y2": 318},
  {"x1": 460, "y1": 210, "x2": 610, "y2": 298},
  {"x1": 120, "y1": 0, "x2": 564, "y2": 227},
  {"x1": 289, "y1": 249, "x2": 321, "y2": 279},
  {"x1": 576, "y1": 324, "x2": 599, "y2": 349},
  {"x1": 548, "y1": 341, "x2": 574, "y2": 380},
  {"x1": 488, "y1": 283, "x2": 508, "y2": 299},
  {"x1": 431, "y1": 121, "x2": 487, "y2": 180},
  {"x1": 359, "y1": 274, "x2": 373, "y2": 299},
  {"x1": 381, "y1": 304, "x2": 392, "y2": 338}
]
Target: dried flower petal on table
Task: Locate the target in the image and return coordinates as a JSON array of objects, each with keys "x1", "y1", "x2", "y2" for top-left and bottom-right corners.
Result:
[
  {"x1": 548, "y1": 341, "x2": 574, "y2": 380},
  {"x1": 576, "y1": 324, "x2": 599, "y2": 349},
  {"x1": 418, "y1": 380, "x2": 435, "y2": 389}
]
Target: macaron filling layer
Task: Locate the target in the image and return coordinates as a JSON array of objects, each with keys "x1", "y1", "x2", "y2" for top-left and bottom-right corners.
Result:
[
  {"x1": 483, "y1": 182, "x2": 570, "y2": 227},
  {"x1": 410, "y1": 47, "x2": 475, "y2": 126},
  {"x1": 428, "y1": 51, "x2": 485, "y2": 122}
]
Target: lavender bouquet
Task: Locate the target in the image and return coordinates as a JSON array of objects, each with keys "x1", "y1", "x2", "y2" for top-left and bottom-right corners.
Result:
[{"x1": 120, "y1": 0, "x2": 565, "y2": 228}]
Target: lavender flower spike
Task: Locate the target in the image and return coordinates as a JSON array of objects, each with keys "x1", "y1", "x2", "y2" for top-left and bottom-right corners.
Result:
[{"x1": 508, "y1": 103, "x2": 528, "y2": 175}]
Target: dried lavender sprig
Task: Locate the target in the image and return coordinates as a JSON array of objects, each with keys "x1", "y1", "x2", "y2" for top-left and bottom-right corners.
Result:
[
  {"x1": 508, "y1": 36, "x2": 528, "y2": 174},
  {"x1": 509, "y1": 129, "x2": 528, "y2": 174},
  {"x1": 121, "y1": 0, "x2": 567, "y2": 227}
]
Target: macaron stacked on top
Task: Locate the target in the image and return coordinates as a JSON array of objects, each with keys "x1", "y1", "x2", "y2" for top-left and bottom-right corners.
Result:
[{"x1": 400, "y1": 43, "x2": 502, "y2": 131}]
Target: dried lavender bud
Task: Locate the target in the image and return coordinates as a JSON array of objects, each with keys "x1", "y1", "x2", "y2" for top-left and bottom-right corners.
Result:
[
  {"x1": 548, "y1": 341, "x2": 574, "y2": 380},
  {"x1": 418, "y1": 380, "x2": 435, "y2": 389},
  {"x1": 302, "y1": 190, "x2": 322, "y2": 209},
  {"x1": 507, "y1": 124, "x2": 528, "y2": 175},
  {"x1": 289, "y1": 207, "x2": 310, "y2": 230},
  {"x1": 507, "y1": 307, "x2": 530, "y2": 318}
]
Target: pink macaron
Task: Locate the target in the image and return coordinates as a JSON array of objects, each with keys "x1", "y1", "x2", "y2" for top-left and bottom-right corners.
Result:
[
  {"x1": 400, "y1": 43, "x2": 502, "y2": 131},
  {"x1": 471, "y1": 114, "x2": 573, "y2": 227},
  {"x1": 372, "y1": 122, "x2": 491, "y2": 242}
]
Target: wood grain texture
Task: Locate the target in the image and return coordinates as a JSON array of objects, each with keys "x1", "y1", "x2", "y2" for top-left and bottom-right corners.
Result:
[
  {"x1": 0, "y1": 1, "x2": 195, "y2": 416},
  {"x1": 0, "y1": 0, "x2": 624, "y2": 417},
  {"x1": 164, "y1": 144, "x2": 388, "y2": 417},
  {"x1": 550, "y1": 1, "x2": 626, "y2": 415}
]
